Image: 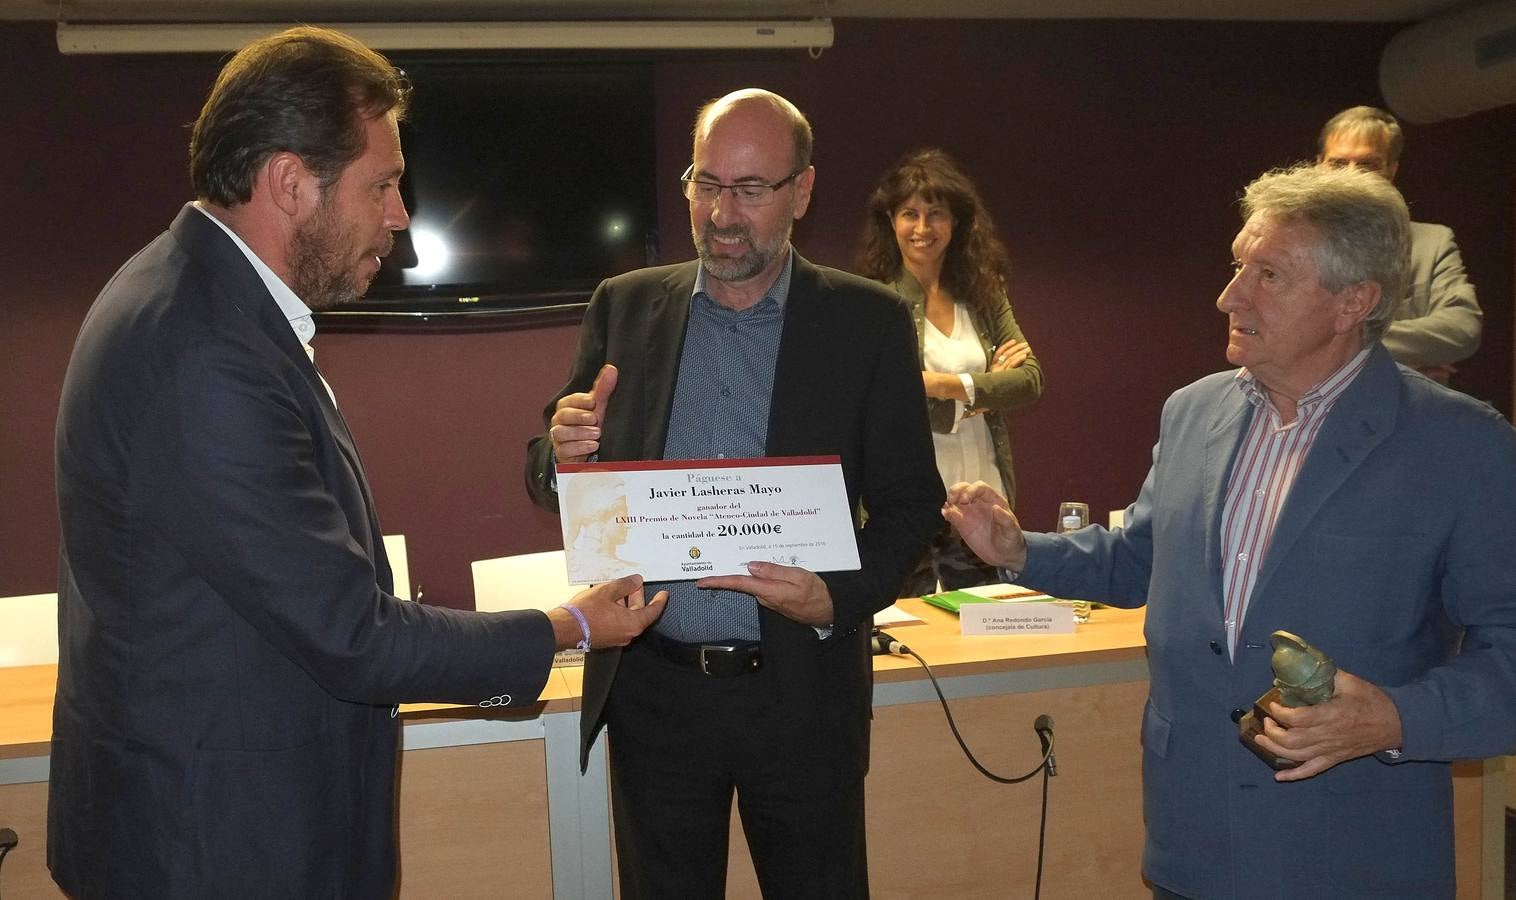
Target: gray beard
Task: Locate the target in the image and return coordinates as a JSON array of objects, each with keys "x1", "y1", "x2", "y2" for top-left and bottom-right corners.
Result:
[{"x1": 693, "y1": 219, "x2": 791, "y2": 284}]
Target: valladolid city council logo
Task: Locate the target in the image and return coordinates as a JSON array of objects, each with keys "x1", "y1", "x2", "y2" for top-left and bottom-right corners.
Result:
[{"x1": 689, "y1": 547, "x2": 702, "y2": 560}]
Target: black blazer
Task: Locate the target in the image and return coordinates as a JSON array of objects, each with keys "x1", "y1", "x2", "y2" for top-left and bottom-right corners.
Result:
[
  {"x1": 525, "y1": 255, "x2": 944, "y2": 771},
  {"x1": 51, "y1": 206, "x2": 557, "y2": 898}
]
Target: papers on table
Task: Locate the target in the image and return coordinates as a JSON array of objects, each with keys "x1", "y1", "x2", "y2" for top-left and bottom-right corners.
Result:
[
  {"x1": 922, "y1": 583, "x2": 1074, "y2": 635},
  {"x1": 922, "y1": 584, "x2": 1053, "y2": 613},
  {"x1": 873, "y1": 604, "x2": 924, "y2": 627},
  {"x1": 956, "y1": 583, "x2": 1055, "y2": 601}
]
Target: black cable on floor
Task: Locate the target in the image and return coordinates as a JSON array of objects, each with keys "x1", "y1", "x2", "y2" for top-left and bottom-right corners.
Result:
[
  {"x1": 877, "y1": 632, "x2": 1055, "y2": 897},
  {"x1": 0, "y1": 827, "x2": 18, "y2": 900}
]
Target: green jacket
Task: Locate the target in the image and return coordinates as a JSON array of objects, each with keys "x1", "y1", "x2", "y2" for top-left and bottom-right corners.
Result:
[{"x1": 889, "y1": 272, "x2": 1044, "y2": 505}]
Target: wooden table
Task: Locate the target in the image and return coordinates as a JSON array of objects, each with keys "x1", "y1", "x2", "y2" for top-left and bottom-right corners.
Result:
[{"x1": 3, "y1": 602, "x2": 1501, "y2": 898}]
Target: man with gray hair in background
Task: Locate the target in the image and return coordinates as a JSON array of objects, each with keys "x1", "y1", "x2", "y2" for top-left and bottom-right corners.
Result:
[
  {"x1": 945, "y1": 164, "x2": 1516, "y2": 898},
  {"x1": 1316, "y1": 104, "x2": 1482, "y2": 384}
]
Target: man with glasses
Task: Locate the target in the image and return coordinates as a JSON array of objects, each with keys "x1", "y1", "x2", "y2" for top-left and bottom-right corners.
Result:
[{"x1": 526, "y1": 88, "x2": 942, "y2": 898}]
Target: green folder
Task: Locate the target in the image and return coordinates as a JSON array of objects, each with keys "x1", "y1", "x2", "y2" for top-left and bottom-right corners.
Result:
[
  {"x1": 922, "y1": 590, "x2": 1003, "y2": 614},
  {"x1": 923, "y1": 588, "x2": 1064, "y2": 614}
]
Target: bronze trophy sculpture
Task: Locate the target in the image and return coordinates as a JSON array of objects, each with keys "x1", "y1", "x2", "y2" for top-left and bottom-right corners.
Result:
[{"x1": 1238, "y1": 631, "x2": 1337, "y2": 769}]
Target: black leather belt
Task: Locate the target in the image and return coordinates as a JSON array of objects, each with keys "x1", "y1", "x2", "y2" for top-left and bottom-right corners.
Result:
[{"x1": 644, "y1": 631, "x2": 762, "y2": 677}]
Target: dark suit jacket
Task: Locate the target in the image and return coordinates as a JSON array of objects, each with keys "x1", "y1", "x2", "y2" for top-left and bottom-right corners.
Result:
[
  {"x1": 1021, "y1": 346, "x2": 1516, "y2": 899},
  {"x1": 50, "y1": 205, "x2": 557, "y2": 899},
  {"x1": 525, "y1": 255, "x2": 943, "y2": 772}
]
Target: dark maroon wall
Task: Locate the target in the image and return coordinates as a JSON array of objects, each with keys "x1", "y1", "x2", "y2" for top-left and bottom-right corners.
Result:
[
  {"x1": 4, "y1": 19, "x2": 1512, "y2": 607},
  {"x1": 4, "y1": 30, "x2": 224, "y2": 593}
]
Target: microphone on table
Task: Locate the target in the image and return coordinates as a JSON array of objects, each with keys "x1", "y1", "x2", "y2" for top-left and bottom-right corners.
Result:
[
  {"x1": 1034, "y1": 714, "x2": 1057, "y2": 776},
  {"x1": 871, "y1": 629, "x2": 909, "y2": 656}
]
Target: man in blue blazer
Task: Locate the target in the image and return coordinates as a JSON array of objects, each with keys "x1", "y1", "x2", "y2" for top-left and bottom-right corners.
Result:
[
  {"x1": 49, "y1": 27, "x2": 663, "y2": 898},
  {"x1": 946, "y1": 164, "x2": 1516, "y2": 899}
]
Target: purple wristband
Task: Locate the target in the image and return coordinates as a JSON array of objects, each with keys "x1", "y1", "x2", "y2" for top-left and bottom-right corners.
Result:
[{"x1": 561, "y1": 604, "x2": 591, "y2": 650}]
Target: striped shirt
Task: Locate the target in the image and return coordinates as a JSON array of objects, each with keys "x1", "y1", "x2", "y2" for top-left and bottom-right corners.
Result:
[{"x1": 1219, "y1": 347, "x2": 1371, "y2": 656}]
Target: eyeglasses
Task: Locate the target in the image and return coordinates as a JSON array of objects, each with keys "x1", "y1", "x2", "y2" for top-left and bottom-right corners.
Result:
[{"x1": 680, "y1": 164, "x2": 805, "y2": 207}]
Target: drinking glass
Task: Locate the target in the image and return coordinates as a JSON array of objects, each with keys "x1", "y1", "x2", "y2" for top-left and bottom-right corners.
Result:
[
  {"x1": 1057, "y1": 501, "x2": 1090, "y2": 534},
  {"x1": 1057, "y1": 501, "x2": 1092, "y2": 623}
]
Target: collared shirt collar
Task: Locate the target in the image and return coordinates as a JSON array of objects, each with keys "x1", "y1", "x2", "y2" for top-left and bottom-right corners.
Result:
[
  {"x1": 1233, "y1": 345, "x2": 1373, "y2": 422},
  {"x1": 692, "y1": 245, "x2": 794, "y2": 311},
  {"x1": 193, "y1": 202, "x2": 317, "y2": 347}
]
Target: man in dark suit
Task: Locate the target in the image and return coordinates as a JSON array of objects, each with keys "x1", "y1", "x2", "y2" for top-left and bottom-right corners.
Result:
[
  {"x1": 49, "y1": 27, "x2": 663, "y2": 898},
  {"x1": 946, "y1": 164, "x2": 1516, "y2": 898},
  {"x1": 525, "y1": 89, "x2": 942, "y2": 898}
]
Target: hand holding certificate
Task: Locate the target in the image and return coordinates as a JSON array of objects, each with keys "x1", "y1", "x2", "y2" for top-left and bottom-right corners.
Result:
[
  {"x1": 696, "y1": 560, "x2": 835, "y2": 627},
  {"x1": 556, "y1": 455, "x2": 861, "y2": 584},
  {"x1": 546, "y1": 574, "x2": 668, "y2": 650}
]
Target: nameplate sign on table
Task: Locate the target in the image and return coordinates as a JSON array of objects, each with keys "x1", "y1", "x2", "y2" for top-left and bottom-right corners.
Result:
[
  {"x1": 556, "y1": 455, "x2": 859, "y2": 584},
  {"x1": 959, "y1": 602, "x2": 1075, "y2": 635}
]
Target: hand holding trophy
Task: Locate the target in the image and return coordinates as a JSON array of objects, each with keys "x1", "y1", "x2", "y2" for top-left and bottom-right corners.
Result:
[{"x1": 1238, "y1": 631, "x2": 1336, "y2": 770}]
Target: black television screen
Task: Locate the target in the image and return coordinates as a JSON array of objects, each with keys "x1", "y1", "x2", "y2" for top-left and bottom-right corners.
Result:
[{"x1": 330, "y1": 58, "x2": 659, "y2": 319}]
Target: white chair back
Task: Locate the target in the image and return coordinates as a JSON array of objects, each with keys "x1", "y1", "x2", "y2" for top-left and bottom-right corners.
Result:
[
  {"x1": 0, "y1": 593, "x2": 59, "y2": 667},
  {"x1": 471, "y1": 551, "x2": 574, "y2": 613},
  {"x1": 383, "y1": 534, "x2": 411, "y2": 601}
]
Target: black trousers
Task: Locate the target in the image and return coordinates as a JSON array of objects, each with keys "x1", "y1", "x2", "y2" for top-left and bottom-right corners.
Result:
[{"x1": 605, "y1": 639, "x2": 869, "y2": 899}]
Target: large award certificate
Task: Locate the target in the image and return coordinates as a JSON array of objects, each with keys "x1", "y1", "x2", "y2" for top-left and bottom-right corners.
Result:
[{"x1": 556, "y1": 455, "x2": 860, "y2": 584}]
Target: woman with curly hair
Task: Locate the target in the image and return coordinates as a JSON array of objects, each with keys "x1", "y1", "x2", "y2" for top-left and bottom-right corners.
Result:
[{"x1": 857, "y1": 149, "x2": 1044, "y2": 596}]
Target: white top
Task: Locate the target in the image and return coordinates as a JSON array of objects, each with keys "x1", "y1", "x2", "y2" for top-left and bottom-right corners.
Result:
[{"x1": 922, "y1": 302, "x2": 1001, "y2": 493}]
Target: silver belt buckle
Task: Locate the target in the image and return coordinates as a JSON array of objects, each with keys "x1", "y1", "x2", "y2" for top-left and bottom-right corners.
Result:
[{"x1": 698, "y1": 643, "x2": 736, "y2": 675}]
